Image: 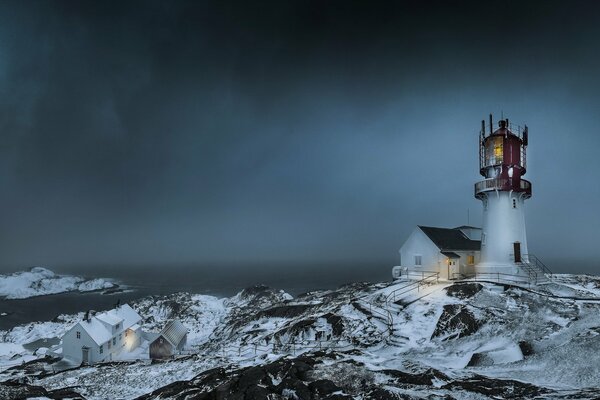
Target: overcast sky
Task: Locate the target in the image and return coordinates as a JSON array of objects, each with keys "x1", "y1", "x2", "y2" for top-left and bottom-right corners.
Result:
[{"x1": 0, "y1": 1, "x2": 599, "y2": 272}]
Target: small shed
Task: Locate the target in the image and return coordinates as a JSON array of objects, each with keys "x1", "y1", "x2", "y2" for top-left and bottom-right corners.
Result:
[{"x1": 149, "y1": 320, "x2": 188, "y2": 359}]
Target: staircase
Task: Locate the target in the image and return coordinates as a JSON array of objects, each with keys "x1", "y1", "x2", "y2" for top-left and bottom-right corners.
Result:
[{"x1": 519, "y1": 254, "x2": 553, "y2": 284}]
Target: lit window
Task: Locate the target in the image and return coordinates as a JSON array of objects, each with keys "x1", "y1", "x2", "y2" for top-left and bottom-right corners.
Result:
[
  {"x1": 467, "y1": 255, "x2": 475, "y2": 265},
  {"x1": 485, "y1": 136, "x2": 503, "y2": 165},
  {"x1": 494, "y1": 139, "x2": 503, "y2": 159},
  {"x1": 76, "y1": 331, "x2": 81, "y2": 339},
  {"x1": 415, "y1": 255, "x2": 422, "y2": 266}
]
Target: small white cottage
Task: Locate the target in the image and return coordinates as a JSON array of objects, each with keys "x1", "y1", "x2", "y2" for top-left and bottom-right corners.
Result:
[
  {"x1": 62, "y1": 303, "x2": 143, "y2": 364},
  {"x1": 395, "y1": 225, "x2": 482, "y2": 280}
]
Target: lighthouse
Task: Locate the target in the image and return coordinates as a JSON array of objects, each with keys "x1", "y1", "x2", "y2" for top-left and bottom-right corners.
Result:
[{"x1": 475, "y1": 115, "x2": 532, "y2": 278}]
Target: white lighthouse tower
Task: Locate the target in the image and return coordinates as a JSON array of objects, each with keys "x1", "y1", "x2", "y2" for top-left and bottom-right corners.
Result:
[{"x1": 475, "y1": 115, "x2": 532, "y2": 279}]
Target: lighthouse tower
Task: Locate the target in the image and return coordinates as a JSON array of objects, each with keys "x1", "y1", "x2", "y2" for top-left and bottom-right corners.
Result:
[{"x1": 475, "y1": 115, "x2": 532, "y2": 278}]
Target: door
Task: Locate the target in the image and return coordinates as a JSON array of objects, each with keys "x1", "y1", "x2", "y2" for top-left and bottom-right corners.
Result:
[
  {"x1": 449, "y1": 260, "x2": 459, "y2": 279},
  {"x1": 81, "y1": 347, "x2": 89, "y2": 365},
  {"x1": 513, "y1": 242, "x2": 521, "y2": 263}
]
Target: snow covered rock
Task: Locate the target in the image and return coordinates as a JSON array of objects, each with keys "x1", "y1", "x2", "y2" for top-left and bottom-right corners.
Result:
[
  {"x1": 431, "y1": 304, "x2": 481, "y2": 341},
  {"x1": 0, "y1": 267, "x2": 117, "y2": 299}
]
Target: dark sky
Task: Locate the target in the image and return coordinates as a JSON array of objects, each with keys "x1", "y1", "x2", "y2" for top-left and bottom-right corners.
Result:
[{"x1": 1, "y1": 1, "x2": 599, "y2": 272}]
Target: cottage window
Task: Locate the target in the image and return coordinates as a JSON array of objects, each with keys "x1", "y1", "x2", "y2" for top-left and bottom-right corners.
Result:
[
  {"x1": 467, "y1": 255, "x2": 475, "y2": 265},
  {"x1": 414, "y1": 255, "x2": 422, "y2": 266},
  {"x1": 112, "y1": 337, "x2": 116, "y2": 346},
  {"x1": 99, "y1": 345, "x2": 103, "y2": 354},
  {"x1": 76, "y1": 331, "x2": 81, "y2": 339}
]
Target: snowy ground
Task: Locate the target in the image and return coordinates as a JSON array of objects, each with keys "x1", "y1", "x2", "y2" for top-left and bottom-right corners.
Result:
[
  {"x1": 0, "y1": 267, "x2": 117, "y2": 299},
  {"x1": 1, "y1": 274, "x2": 600, "y2": 398}
]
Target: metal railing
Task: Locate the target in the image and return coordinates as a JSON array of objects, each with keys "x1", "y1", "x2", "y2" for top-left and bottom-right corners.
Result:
[
  {"x1": 524, "y1": 254, "x2": 553, "y2": 278},
  {"x1": 385, "y1": 272, "x2": 439, "y2": 303},
  {"x1": 451, "y1": 271, "x2": 537, "y2": 288},
  {"x1": 474, "y1": 178, "x2": 531, "y2": 196}
]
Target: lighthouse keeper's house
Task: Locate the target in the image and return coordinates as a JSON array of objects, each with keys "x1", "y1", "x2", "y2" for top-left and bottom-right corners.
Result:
[
  {"x1": 395, "y1": 225, "x2": 482, "y2": 280},
  {"x1": 61, "y1": 303, "x2": 143, "y2": 365}
]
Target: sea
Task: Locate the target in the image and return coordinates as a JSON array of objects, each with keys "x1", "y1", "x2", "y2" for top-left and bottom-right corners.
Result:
[{"x1": 0, "y1": 262, "x2": 393, "y2": 331}]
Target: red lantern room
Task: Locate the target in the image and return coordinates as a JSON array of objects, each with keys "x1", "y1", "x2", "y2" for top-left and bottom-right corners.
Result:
[{"x1": 475, "y1": 115, "x2": 532, "y2": 200}]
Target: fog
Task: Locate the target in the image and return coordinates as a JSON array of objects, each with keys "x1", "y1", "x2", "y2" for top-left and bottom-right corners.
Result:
[{"x1": 0, "y1": 1, "x2": 599, "y2": 274}]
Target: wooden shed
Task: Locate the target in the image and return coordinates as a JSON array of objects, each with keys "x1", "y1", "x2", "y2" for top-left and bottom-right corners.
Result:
[{"x1": 149, "y1": 320, "x2": 188, "y2": 359}]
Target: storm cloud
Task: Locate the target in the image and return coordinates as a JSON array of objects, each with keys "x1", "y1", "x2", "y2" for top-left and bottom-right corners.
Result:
[{"x1": 0, "y1": 1, "x2": 599, "y2": 272}]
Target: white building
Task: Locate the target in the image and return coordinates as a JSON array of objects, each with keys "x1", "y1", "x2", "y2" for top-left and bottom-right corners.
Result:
[
  {"x1": 394, "y1": 116, "x2": 549, "y2": 284},
  {"x1": 62, "y1": 304, "x2": 143, "y2": 364},
  {"x1": 395, "y1": 225, "x2": 481, "y2": 280}
]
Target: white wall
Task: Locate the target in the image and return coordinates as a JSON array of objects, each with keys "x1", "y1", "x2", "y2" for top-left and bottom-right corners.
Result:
[
  {"x1": 399, "y1": 227, "x2": 445, "y2": 277},
  {"x1": 479, "y1": 191, "x2": 529, "y2": 275},
  {"x1": 62, "y1": 322, "x2": 140, "y2": 364},
  {"x1": 62, "y1": 323, "x2": 104, "y2": 364},
  {"x1": 399, "y1": 227, "x2": 482, "y2": 280}
]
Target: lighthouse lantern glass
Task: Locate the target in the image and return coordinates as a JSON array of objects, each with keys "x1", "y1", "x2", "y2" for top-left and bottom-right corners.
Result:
[{"x1": 484, "y1": 136, "x2": 503, "y2": 167}]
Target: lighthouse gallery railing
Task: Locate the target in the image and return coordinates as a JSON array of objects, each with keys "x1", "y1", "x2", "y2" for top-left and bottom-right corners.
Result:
[{"x1": 474, "y1": 178, "x2": 531, "y2": 198}]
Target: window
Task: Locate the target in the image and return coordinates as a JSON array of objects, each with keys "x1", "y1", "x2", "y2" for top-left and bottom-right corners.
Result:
[
  {"x1": 125, "y1": 330, "x2": 128, "y2": 337},
  {"x1": 482, "y1": 233, "x2": 486, "y2": 245},
  {"x1": 485, "y1": 136, "x2": 503, "y2": 166},
  {"x1": 99, "y1": 345, "x2": 103, "y2": 354},
  {"x1": 467, "y1": 255, "x2": 475, "y2": 265},
  {"x1": 112, "y1": 337, "x2": 116, "y2": 346},
  {"x1": 512, "y1": 199, "x2": 517, "y2": 209},
  {"x1": 119, "y1": 334, "x2": 122, "y2": 341},
  {"x1": 415, "y1": 255, "x2": 422, "y2": 266},
  {"x1": 108, "y1": 341, "x2": 111, "y2": 349},
  {"x1": 76, "y1": 331, "x2": 81, "y2": 339}
]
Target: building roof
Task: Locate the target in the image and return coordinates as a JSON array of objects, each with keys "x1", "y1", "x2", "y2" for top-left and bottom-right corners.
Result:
[
  {"x1": 96, "y1": 313, "x2": 123, "y2": 326},
  {"x1": 70, "y1": 304, "x2": 142, "y2": 346},
  {"x1": 78, "y1": 319, "x2": 113, "y2": 345},
  {"x1": 111, "y1": 304, "x2": 142, "y2": 328},
  {"x1": 441, "y1": 251, "x2": 461, "y2": 258},
  {"x1": 155, "y1": 320, "x2": 188, "y2": 347},
  {"x1": 418, "y1": 226, "x2": 481, "y2": 251}
]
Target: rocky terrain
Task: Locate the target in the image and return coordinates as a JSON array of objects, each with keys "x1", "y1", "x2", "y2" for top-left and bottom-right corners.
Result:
[
  {"x1": 1, "y1": 274, "x2": 600, "y2": 399},
  {"x1": 0, "y1": 267, "x2": 117, "y2": 300}
]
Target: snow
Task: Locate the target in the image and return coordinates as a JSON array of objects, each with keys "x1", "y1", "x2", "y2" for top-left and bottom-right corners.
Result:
[
  {"x1": 78, "y1": 319, "x2": 113, "y2": 345},
  {"x1": 95, "y1": 313, "x2": 123, "y2": 326},
  {"x1": 0, "y1": 342, "x2": 24, "y2": 357},
  {"x1": 1, "y1": 274, "x2": 600, "y2": 398},
  {"x1": 0, "y1": 267, "x2": 117, "y2": 299}
]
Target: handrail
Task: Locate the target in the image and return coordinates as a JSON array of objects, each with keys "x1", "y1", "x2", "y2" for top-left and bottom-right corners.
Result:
[
  {"x1": 385, "y1": 272, "x2": 439, "y2": 304},
  {"x1": 524, "y1": 254, "x2": 553, "y2": 278},
  {"x1": 474, "y1": 178, "x2": 532, "y2": 198},
  {"x1": 452, "y1": 271, "x2": 536, "y2": 288}
]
